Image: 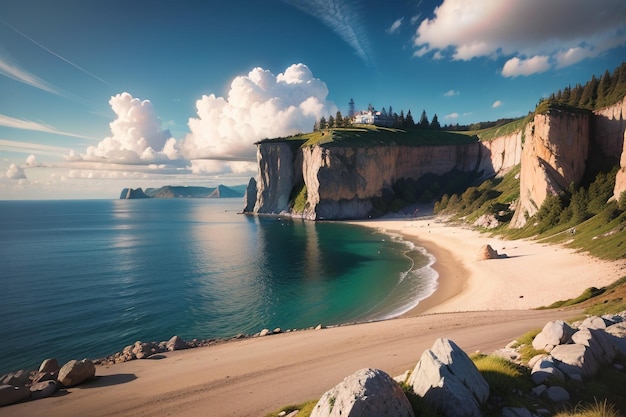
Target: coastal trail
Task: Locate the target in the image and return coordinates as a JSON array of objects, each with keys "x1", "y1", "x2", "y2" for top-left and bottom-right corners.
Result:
[{"x1": 3, "y1": 309, "x2": 578, "y2": 417}]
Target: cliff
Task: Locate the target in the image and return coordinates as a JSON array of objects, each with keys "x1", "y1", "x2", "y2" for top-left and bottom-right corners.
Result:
[
  {"x1": 511, "y1": 107, "x2": 591, "y2": 227},
  {"x1": 247, "y1": 97, "x2": 625, "y2": 223},
  {"x1": 512, "y1": 98, "x2": 626, "y2": 227},
  {"x1": 248, "y1": 130, "x2": 521, "y2": 220}
]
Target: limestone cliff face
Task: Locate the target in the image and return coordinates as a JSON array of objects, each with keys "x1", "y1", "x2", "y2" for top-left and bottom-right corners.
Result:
[
  {"x1": 477, "y1": 132, "x2": 523, "y2": 175},
  {"x1": 304, "y1": 144, "x2": 480, "y2": 219},
  {"x1": 251, "y1": 134, "x2": 521, "y2": 220},
  {"x1": 253, "y1": 141, "x2": 303, "y2": 214},
  {"x1": 511, "y1": 110, "x2": 590, "y2": 228},
  {"x1": 595, "y1": 96, "x2": 626, "y2": 202},
  {"x1": 594, "y1": 96, "x2": 626, "y2": 159}
]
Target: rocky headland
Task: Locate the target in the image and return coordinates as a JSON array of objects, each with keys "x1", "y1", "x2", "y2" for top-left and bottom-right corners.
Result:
[{"x1": 244, "y1": 97, "x2": 626, "y2": 226}]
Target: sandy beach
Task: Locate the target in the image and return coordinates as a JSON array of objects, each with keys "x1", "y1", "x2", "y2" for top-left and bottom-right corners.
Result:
[
  {"x1": 4, "y1": 216, "x2": 625, "y2": 417},
  {"x1": 360, "y1": 216, "x2": 625, "y2": 315}
]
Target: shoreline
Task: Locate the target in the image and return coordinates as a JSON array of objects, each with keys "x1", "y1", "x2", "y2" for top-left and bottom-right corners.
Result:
[{"x1": 350, "y1": 215, "x2": 626, "y2": 315}]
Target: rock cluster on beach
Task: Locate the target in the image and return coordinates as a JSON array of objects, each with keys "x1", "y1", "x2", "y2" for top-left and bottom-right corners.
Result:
[
  {"x1": 0, "y1": 358, "x2": 95, "y2": 407},
  {"x1": 306, "y1": 311, "x2": 626, "y2": 417}
]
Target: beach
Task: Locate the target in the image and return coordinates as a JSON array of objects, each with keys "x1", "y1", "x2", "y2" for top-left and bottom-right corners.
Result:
[{"x1": 3, "y1": 216, "x2": 625, "y2": 417}]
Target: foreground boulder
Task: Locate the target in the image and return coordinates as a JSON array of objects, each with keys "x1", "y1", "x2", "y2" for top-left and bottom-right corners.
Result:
[
  {"x1": 408, "y1": 338, "x2": 489, "y2": 417},
  {"x1": 58, "y1": 359, "x2": 95, "y2": 387},
  {"x1": 310, "y1": 368, "x2": 414, "y2": 417}
]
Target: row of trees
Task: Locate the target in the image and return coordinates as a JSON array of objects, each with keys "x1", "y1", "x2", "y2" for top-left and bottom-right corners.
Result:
[
  {"x1": 548, "y1": 62, "x2": 626, "y2": 110},
  {"x1": 313, "y1": 105, "x2": 442, "y2": 131}
]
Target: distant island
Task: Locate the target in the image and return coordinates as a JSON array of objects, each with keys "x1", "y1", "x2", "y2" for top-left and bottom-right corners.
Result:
[{"x1": 120, "y1": 184, "x2": 246, "y2": 199}]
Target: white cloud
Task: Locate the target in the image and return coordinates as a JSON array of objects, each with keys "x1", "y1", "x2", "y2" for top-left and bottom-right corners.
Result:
[
  {"x1": 26, "y1": 154, "x2": 39, "y2": 166},
  {"x1": 5, "y1": 163, "x2": 26, "y2": 179},
  {"x1": 69, "y1": 92, "x2": 179, "y2": 165},
  {"x1": 387, "y1": 18, "x2": 403, "y2": 34},
  {"x1": 492, "y1": 100, "x2": 503, "y2": 108},
  {"x1": 180, "y1": 63, "x2": 336, "y2": 172},
  {"x1": 414, "y1": 0, "x2": 626, "y2": 75},
  {"x1": 502, "y1": 56, "x2": 550, "y2": 77},
  {"x1": 445, "y1": 112, "x2": 459, "y2": 120},
  {"x1": 444, "y1": 89, "x2": 459, "y2": 97}
]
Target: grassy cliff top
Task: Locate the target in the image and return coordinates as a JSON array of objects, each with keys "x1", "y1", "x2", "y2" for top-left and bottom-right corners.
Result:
[{"x1": 256, "y1": 124, "x2": 479, "y2": 147}]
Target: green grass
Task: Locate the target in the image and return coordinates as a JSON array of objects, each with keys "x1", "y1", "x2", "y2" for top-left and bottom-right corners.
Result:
[
  {"x1": 264, "y1": 400, "x2": 317, "y2": 417},
  {"x1": 471, "y1": 354, "x2": 532, "y2": 400},
  {"x1": 584, "y1": 299, "x2": 626, "y2": 316},
  {"x1": 258, "y1": 125, "x2": 478, "y2": 148},
  {"x1": 467, "y1": 116, "x2": 531, "y2": 141}
]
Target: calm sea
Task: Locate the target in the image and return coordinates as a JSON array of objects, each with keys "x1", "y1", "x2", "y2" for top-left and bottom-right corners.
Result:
[{"x1": 0, "y1": 199, "x2": 436, "y2": 374}]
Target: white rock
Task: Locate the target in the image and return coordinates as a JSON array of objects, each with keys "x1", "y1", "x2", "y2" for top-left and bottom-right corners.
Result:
[{"x1": 310, "y1": 368, "x2": 414, "y2": 417}]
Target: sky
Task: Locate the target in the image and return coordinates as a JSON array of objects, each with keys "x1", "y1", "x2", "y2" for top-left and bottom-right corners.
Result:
[{"x1": 1, "y1": 0, "x2": 625, "y2": 199}]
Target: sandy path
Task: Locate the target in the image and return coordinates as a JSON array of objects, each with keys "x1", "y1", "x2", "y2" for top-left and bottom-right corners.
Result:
[{"x1": 3, "y1": 309, "x2": 577, "y2": 417}]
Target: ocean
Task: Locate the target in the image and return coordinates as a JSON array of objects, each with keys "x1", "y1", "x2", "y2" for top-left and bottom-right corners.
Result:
[{"x1": 0, "y1": 199, "x2": 437, "y2": 374}]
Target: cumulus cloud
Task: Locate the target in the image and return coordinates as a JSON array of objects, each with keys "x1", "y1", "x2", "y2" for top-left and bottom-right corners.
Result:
[
  {"x1": 492, "y1": 100, "x2": 503, "y2": 108},
  {"x1": 502, "y1": 56, "x2": 550, "y2": 78},
  {"x1": 414, "y1": 0, "x2": 626, "y2": 76},
  {"x1": 5, "y1": 163, "x2": 26, "y2": 179},
  {"x1": 180, "y1": 63, "x2": 336, "y2": 173},
  {"x1": 387, "y1": 18, "x2": 403, "y2": 34},
  {"x1": 25, "y1": 154, "x2": 39, "y2": 166},
  {"x1": 444, "y1": 89, "x2": 459, "y2": 97},
  {"x1": 445, "y1": 112, "x2": 459, "y2": 120},
  {"x1": 68, "y1": 92, "x2": 179, "y2": 164}
]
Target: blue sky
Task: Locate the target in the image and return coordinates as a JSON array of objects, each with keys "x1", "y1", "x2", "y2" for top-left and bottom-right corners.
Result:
[{"x1": 1, "y1": 0, "x2": 625, "y2": 199}]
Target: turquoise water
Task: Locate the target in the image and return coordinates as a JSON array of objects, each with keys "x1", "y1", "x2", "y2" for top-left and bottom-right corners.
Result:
[{"x1": 0, "y1": 199, "x2": 436, "y2": 374}]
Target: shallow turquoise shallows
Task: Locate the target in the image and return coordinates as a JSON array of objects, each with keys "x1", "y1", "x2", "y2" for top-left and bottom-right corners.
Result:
[{"x1": 0, "y1": 199, "x2": 436, "y2": 374}]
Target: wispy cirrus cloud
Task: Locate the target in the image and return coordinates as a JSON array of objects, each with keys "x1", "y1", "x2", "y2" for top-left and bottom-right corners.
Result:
[
  {"x1": 282, "y1": 0, "x2": 373, "y2": 64},
  {"x1": 0, "y1": 56, "x2": 62, "y2": 95},
  {"x1": 0, "y1": 114, "x2": 97, "y2": 140}
]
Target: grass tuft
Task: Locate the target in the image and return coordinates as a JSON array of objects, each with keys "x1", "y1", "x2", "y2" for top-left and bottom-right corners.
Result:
[
  {"x1": 471, "y1": 354, "x2": 532, "y2": 399},
  {"x1": 554, "y1": 399, "x2": 620, "y2": 417}
]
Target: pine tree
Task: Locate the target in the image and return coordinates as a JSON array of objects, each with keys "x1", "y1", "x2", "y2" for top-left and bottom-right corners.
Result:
[
  {"x1": 568, "y1": 83, "x2": 583, "y2": 106},
  {"x1": 419, "y1": 110, "x2": 429, "y2": 128},
  {"x1": 431, "y1": 114, "x2": 441, "y2": 130},
  {"x1": 596, "y1": 69, "x2": 613, "y2": 108},
  {"x1": 405, "y1": 110, "x2": 415, "y2": 127},
  {"x1": 319, "y1": 116, "x2": 327, "y2": 130},
  {"x1": 336, "y1": 111, "x2": 344, "y2": 128},
  {"x1": 328, "y1": 115, "x2": 335, "y2": 128},
  {"x1": 579, "y1": 75, "x2": 599, "y2": 109}
]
